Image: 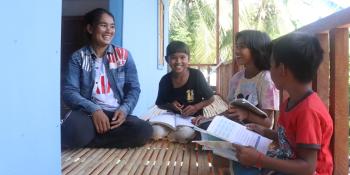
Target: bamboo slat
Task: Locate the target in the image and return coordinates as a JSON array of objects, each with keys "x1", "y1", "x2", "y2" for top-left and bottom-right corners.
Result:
[{"x1": 61, "y1": 141, "x2": 215, "y2": 175}]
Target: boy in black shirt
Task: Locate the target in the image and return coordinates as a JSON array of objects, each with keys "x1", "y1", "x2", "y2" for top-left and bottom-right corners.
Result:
[{"x1": 153, "y1": 41, "x2": 214, "y2": 143}]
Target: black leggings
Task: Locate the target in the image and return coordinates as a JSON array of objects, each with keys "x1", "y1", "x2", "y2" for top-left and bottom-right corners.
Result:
[{"x1": 61, "y1": 110, "x2": 153, "y2": 149}]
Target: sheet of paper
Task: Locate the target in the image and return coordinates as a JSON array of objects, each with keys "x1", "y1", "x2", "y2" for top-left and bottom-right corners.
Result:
[
  {"x1": 207, "y1": 116, "x2": 272, "y2": 154},
  {"x1": 192, "y1": 140, "x2": 237, "y2": 161},
  {"x1": 149, "y1": 112, "x2": 176, "y2": 129},
  {"x1": 175, "y1": 114, "x2": 194, "y2": 128}
]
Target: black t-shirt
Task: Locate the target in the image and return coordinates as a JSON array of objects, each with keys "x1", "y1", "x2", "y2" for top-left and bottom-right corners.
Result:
[{"x1": 156, "y1": 68, "x2": 214, "y2": 116}]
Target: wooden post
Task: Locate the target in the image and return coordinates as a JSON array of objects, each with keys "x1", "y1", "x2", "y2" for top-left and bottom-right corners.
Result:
[
  {"x1": 216, "y1": 0, "x2": 220, "y2": 92},
  {"x1": 314, "y1": 33, "x2": 330, "y2": 107},
  {"x1": 329, "y1": 28, "x2": 349, "y2": 175},
  {"x1": 232, "y1": 0, "x2": 239, "y2": 74}
]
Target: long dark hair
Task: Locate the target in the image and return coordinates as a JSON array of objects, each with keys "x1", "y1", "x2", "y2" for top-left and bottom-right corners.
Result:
[{"x1": 236, "y1": 30, "x2": 271, "y2": 70}]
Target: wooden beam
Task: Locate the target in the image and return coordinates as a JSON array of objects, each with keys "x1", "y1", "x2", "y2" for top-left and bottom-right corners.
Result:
[
  {"x1": 232, "y1": 0, "x2": 239, "y2": 74},
  {"x1": 216, "y1": 0, "x2": 220, "y2": 92},
  {"x1": 297, "y1": 7, "x2": 350, "y2": 34},
  {"x1": 329, "y1": 28, "x2": 349, "y2": 175},
  {"x1": 313, "y1": 33, "x2": 330, "y2": 107}
]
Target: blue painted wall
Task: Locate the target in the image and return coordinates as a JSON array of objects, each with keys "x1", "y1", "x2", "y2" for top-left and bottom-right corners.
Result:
[
  {"x1": 120, "y1": 0, "x2": 169, "y2": 116},
  {"x1": 0, "y1": 1, "x2": 61, "y2": 175}
]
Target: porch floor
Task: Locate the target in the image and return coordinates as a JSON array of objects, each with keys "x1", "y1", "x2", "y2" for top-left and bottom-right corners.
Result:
[{"x1": 61, "y1": 140, "x2": 230, "y2": 175}]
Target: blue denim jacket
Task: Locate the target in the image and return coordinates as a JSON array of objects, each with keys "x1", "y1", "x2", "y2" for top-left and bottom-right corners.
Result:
[{"x1": 63, "y1": 44, "x2": 140, "y2": 115}]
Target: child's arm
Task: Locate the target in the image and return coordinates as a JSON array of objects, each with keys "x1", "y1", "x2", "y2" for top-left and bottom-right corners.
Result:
[
  {"x1": 234, "y1": 145, "x2": 318, "y2": 175},
  {"x1": 226, "y1": 107, "x2": 273, "y2": 128},
  {"x1": 245, "y1": 123, "x2": 277, "y2": 141},
  {"x1": 182, "y1": 96, "x2": 215, "y2": 116}
]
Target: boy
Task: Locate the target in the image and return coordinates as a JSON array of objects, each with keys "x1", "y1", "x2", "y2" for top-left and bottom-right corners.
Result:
[{"x1": 232, "y1": 32, "x2": 333, "y2": 175}]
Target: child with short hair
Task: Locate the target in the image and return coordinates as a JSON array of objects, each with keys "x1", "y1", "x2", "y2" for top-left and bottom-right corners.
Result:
[
  {"x1": 232, "y1": 32, "x2": 333, "y2": 175},
  {"x1": 152, "y1": 41, "x2": 214, "y2": 143}
]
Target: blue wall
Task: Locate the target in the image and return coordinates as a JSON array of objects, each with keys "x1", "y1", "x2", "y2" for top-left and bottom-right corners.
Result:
[
  {"x1": 0, "y1": 1, "x2": 61, "y2": 175},
  {"x1": 121, "y1": 0, "x2": 169, "y2": 116}
]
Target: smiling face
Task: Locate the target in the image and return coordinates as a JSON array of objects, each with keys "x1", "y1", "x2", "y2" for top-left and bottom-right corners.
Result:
[
  {"x1": 168, "y1": 52, "x2": 189, "y2": 73},
  {"x1": 235, "y1": 38, "x2": 254, "y2": 66},
  {"x1": 87, "y1": 13, "x2": 115, "y2": 47}
]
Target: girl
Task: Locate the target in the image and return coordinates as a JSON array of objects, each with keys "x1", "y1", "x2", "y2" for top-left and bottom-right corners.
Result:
[
  {"x1": 152, "y1": 41, "x2": 214, "y2": 143},
  {"x1": 61, "y1": 8, "x2": 152, "y2": 148},
  {"x1": 226, "y1": 30, "x2": 279, "y2": 128}
]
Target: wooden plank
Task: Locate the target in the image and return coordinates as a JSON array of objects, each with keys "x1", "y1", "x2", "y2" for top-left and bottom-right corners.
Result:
[
  {"x1": 189, "y1": 144, "x2": 198, "y2": 175},
  {"x1": 63, "y1": 149, "x2": 96, "y2": 175},
  {"x1": 180, "y1": 144, "x2": 191, "y2": 175},
  {"x1": 81, "y1": 149, "x2": 117, "y2": 175},
  {"x1": 329, "y1": 28, "x2": 349, "y2": 175},
  {"x1": 158, "y1": 142, "x2": 175, "y2": 175},
  {"x1": 166, "y1": 144, "x2": 180, "y2": 175},
  {"x1": 128, "y1": 143, "x2": 153, "y2": 175},
  {"x1": 314, "y1": 33, "x2": 330, "y2": 107},
  {"x1": 297, "y1": 7, "x2": 350, "y2": 34},
  {"x1": 173, "y1": 144, "x2": 185, "y2": 175},
  {"x1": 134, "y1": 142, "x2": 158, "y2": 175},
  {"x1": 70, "y1": 148, "x2": 108, "y2": 175},
  {"x1": 142, "y1": 142, "x2": 163, "y2": 175},
  {"x1": 150, "y1": 141, "x2": 168, "y2": 175},
  {"x1": 92, "y1": 148, "x2": 128, "y2": 175},
  {"x1": 89, "y1": 149, "x2": 122, "y2": 175},
  {"x1": 108, "y1": 148, "x2": 136, "y2": 175},
  {"x1": 62, "y1": 148, "x2": 89, "y2": 169},
  {"x1": 197, "y1": 150, "x2": 210, "y2": 175},
  {"x1": 118, "y1": 147, "x2": 146, "y2": 175}
]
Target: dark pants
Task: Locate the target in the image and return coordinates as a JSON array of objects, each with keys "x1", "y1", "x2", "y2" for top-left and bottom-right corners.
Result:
[{"x1": 61, "y1": 110, "x2": 153, "y2": 149}]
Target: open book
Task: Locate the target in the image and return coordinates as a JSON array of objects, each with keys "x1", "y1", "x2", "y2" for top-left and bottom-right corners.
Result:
[
  {"x1": 193, "y1": 115, "x2": 272, "y2": 161},
  {"x1": 148, "y1": 112, "x2": 194, "y2": 130},
  {"x1": 230, "y1": 98, "x2": 267, "y2": 118}
]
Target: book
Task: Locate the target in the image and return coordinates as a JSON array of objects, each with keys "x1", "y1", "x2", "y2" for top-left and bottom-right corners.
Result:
[
  {"x1": 230, "y1": 98, "x2": 267, "y2": 118},
  {"x1": 193, "y1": 115, "x2": 272, "y2": 161},
  {"x1": 148, "y1": 112, "x2": 194, "y2": 130}
]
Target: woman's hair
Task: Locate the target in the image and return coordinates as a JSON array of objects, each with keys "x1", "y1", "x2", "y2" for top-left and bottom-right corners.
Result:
[
  {"x1": 165, "y1": 41, "x2": 190, "y2": 62},
  {"x1": 235, "y1": 30, "x2": 271, "y2": 70},
  {"x1": 271, "y1": 32, "x2": 323, "y2": 83},
  {"x1": 84, "y1": 8, "x2": 115, "y2": 40}
]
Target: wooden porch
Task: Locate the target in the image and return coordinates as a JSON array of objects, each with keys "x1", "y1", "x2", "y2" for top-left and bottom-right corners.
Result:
[{"x1": 61, "y1": 4, "x2": 350, "y2": 175}]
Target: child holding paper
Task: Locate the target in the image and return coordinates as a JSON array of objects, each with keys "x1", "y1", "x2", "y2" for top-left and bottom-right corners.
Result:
[
  {"x1": 152, "y1": 41, "x2": 214, "y2": 143},
  {"x1": 232, "y1": 32, "x2": 333, "y2": 175}
]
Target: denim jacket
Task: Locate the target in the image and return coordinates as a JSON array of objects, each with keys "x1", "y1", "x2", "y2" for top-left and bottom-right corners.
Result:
[{"x1": 63, "y1": 44, "x2": 140, "y2": 115}]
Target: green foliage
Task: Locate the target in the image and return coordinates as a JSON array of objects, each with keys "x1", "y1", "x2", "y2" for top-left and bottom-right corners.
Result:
[{"x1": 169, "y1": 0, "x2": 232, "y2": 64}]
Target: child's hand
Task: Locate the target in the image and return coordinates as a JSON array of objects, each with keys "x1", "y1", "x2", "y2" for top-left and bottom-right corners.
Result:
[
  {"x1": 245, "y1": 123, "x2": 265, "y2": 136},
  {"x1": 182, "y1": 105, "x2": 198, "y2": 116},
  {"x1": 171, "y1": 101, "x2": 184, "y2": 113},
  {"x1": 191, "y1": 115, "x2": 206, "y2": 125},
  {"x1": 226, "y1": 105, "x2": 250, "y2": 122},
  {"x1": 232, "y1": 143, "x2": 261, "y2": 167}
]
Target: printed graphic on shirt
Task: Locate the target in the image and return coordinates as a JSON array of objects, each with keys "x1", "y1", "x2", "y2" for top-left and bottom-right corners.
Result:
[
  {"x1": 107, "y1": 48, "x2": 128, "y2": 69},
  {"x1": 81, "y1": 51, "x2": 92, "y2": 72},
  {"x1": 92, "y1": 58, "x2": 119, "y2": 111},
  {"x1": 186, "y1": 89, "x2": 194, "y2": 102},
  {"x1": 268, "y1": 125, "x2": 294, "y2": 160},
  {"x1": 235, "y1": 81, "x2": 258, "y2": 106}
]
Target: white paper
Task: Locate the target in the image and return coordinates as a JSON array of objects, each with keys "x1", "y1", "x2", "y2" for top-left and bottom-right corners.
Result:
[
  {"x1": 149, "y1": 112, "x2": 194, "y2": 130},
  {"x1": 206, "y1": 116, "x2": 272, "y2": 154}
]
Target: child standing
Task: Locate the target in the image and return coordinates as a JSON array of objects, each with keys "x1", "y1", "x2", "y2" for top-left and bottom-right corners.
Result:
[
  {"x1": 232, "y1": 32, "x2": 333, "y2": 175},
  {"x1": 226, "y1": 30, "x2": 279, "y2": 128},
  {"x1": 153, "y1": 41, "x2": 214, "y2": 143}
]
